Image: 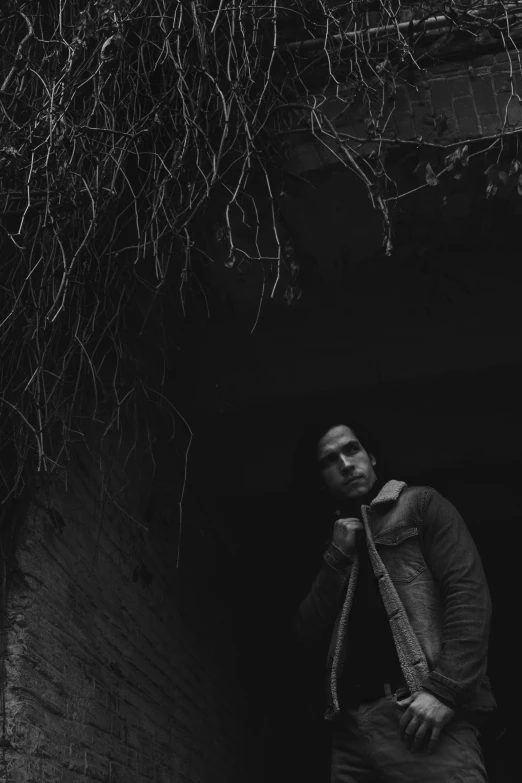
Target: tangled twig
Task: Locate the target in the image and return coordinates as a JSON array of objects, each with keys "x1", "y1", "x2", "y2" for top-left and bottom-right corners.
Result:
[{"x1": 0, "y1": 0, "x2": 521, "y2": 511}]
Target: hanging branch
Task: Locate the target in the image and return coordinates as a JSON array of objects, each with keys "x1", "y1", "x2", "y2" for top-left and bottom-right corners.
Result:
[{"x1": 0, "y1": 0, "x2": 521, "y2": 505}]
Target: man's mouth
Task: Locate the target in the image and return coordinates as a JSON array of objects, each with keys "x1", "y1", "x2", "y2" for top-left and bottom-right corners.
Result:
[{"x1": 343, "y1": 476, "x2": 361, "y2": 486}]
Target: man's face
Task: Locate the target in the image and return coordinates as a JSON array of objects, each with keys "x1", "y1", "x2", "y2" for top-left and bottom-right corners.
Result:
[{"x1": 317, "y1": 425, "x2": 377, "y2": 501}]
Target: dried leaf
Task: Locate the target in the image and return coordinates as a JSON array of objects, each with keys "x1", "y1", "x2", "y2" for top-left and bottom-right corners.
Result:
[
  {"x1": 517, "y1": 173, "x2": 522, "y2": 196},
  {"x1": 290, "y1": 259, "x2": 299, "y2": 278},
  {"x1": 425, "y1": 162, "x2": 439, "y2": 186},
  {"x1": 215, "y1": 224, "x2": 228, "y2": 243},
  {"x1": 509, "y1": 159, "x2": 521, "y2": 176},
  {"x1": 284, "y1": 285, "x2": 302, "y2": 305},
  {"x1": 445, "y1": 145, "x2": 469, "y2": 168},
  {"x1": 484, "y1": 164, "x2": 507, "y2": 195},
  {"x1": 284, "y1": 237, "x2": 294, "y2": 257},
  {"x1": 0, "y1": 146, "x2": 21, "y2": 157}
]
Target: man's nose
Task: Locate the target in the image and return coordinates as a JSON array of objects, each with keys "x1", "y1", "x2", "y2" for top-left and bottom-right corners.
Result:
[{"x1": 339, "y1": 454, "x2": 353, "y2": 471}]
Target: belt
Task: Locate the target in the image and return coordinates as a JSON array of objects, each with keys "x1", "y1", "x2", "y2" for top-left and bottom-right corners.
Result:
[{"x1": 343, "y1": 679, "x2": 410, "y2": 707}]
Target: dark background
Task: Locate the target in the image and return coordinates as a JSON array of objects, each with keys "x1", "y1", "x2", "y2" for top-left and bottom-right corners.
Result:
[
  {"x1": 178, "y1": 158, "x2": 522, "y2": 781},
  {"x1": 211, "y1": 371, "x2": 520, "y2": 782}
]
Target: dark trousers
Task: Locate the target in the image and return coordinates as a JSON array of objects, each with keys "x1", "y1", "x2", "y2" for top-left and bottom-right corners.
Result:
[{"x1": 331, "y1": 694, "x2": 487, "y2": 782}]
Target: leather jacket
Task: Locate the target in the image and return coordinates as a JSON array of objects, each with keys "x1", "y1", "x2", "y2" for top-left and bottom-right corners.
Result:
[{"x1": 293, "y1": 480, "x2": 496, "y2": 721}]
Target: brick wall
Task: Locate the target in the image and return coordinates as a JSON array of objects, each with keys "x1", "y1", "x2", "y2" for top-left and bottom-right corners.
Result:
[
  {"x1": 393, "y1": 51, "x2": 522, "y2": 143},
  {"x1": 0, "y1": 445, "x2": 257, "y2": 783},
  {"x1": 286, "y1": 48, "x2": 522, "y2": 173}
]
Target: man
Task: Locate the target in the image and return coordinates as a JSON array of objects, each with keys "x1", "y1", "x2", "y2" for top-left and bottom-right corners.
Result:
[{"x1": 293, "y1": 420, "x2": 496, "y2": 782}]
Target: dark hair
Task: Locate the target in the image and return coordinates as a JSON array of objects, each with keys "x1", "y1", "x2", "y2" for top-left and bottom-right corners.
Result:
[{"x1": 289, "y1": 408, "x2": 383, "y2": 511}]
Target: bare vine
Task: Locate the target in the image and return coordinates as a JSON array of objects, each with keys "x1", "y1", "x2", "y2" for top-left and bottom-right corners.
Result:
[{"x1": 1, "y1": 0, "x2": 521, "y2": 505}]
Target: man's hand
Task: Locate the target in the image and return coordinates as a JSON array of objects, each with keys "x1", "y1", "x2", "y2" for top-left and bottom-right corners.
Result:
[
  {"x1": 332, "y1": 517, "x2": 364, "y2": 557},
  {"x1": 398, "y1": 690, "x2": 455, "y2": 753}
]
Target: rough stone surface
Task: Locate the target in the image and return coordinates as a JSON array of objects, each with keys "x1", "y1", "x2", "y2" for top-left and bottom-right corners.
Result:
[
  {"x1": 470, "y1": 77, "x2": 499, "y2": 116},
  {"x1": 287, "y1": 48, "x2": 522, "y2": 174},
  {"x1": 429, "y1": 79, "x2": 454, "y2": 115},
  {"x1": 495, "y1": 90, "x2": 522, "y2": 126},
  {"x1": 0, "y1": 457, "x2": 256, "y2": 783},
  {"x1": 453, "y1": 97, "x2": 481, "y2": 137},
  {"x1": 478, "y1": 112, "x2": 502, "y2": 135}
]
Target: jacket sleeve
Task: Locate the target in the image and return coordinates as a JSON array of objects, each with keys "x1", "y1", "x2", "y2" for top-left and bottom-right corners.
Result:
[
  {"x1": 292, "y1": 542, "x2": 353, "y2": 648},
  {"x1": 418, "y1": 489, "x2": 492, "y2": 709}
]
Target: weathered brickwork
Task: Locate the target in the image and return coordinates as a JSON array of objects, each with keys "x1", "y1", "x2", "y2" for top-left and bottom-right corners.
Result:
[
  {"x1": 1, "y1": 456, "x2": 256, "y2": 783},
  {"x1": 288, "y1": 48, "x2": 522, "y2": 173},
  {"x1": 388, "y1": 50, "x2": 522, "y2": 143}
]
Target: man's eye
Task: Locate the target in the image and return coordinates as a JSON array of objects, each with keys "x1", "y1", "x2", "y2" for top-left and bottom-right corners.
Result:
[{"x1": 321, "y1": 455, "x2": 336, "y2": 469}]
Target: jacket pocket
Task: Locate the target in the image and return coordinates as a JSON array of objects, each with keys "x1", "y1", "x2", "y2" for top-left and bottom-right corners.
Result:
[{"x1": 374, "y1": 527, "x2": 426, "y2": 584}]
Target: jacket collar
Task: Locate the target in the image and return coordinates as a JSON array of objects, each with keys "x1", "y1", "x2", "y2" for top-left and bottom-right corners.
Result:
[{"x1": 369, "y1": 479, "x2": 407, "y2": 506}]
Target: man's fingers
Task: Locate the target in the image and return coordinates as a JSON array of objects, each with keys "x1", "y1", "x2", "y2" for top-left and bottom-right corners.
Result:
[
  {"x1": 399, "y1": 709, "x2": 411, "y2": 742},
  {"x1": 410, "y1": 722, "x2": 429, "y2": 752},
  {"x1": 400, "y1": 712, "x2": 420, "y2": 746},
  {"x1": 427, "y1": 726, "x2": 441, "y2": 754},
  {"x1": 404, "y1": 722, "x2": 421, "y2": 750},
  {"x1": 398, "y1": 692, "x2": 452, "y2": 753}
]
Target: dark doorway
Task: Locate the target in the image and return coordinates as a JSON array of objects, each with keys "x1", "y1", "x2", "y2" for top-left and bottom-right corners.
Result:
[{"x1": 213, "y1": 367, "x2": 520, "y2": 782}]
